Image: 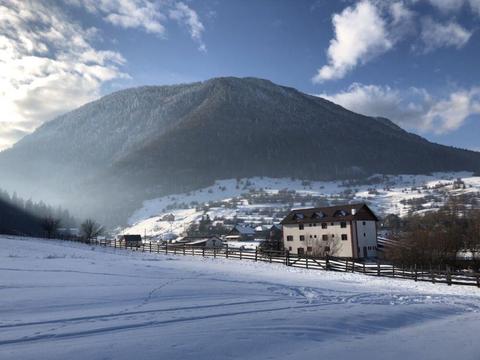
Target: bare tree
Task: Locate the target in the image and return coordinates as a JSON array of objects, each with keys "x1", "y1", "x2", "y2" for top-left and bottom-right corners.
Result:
[
  {"x1": 305, "y1": 236, "x2": 341, "y2": 258},
  {"x1": 465, "y1": 210, "x2": 480, "y2": 268},
  {"x1": 81, "y1": 219, "x2": 103, "y2": 243},
  {"x1": 41, "y1": 216, "x2": 61, "y2": 239}
]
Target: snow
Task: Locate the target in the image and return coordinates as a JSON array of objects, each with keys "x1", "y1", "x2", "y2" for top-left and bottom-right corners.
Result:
[
  {"x1": 1, "y1": 236, "x2": 480, "y2": 360},
  {"x1": 123, "y1": 172, "x2": 480, "y2": 239}
]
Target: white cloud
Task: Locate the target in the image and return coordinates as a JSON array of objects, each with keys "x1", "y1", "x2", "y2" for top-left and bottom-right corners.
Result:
[
  {"x1": 423, "y1": 88, "x2": 480, "y2": 132},
  {"x1": 0, "y1": 0, "x2": 127, "y2": 151},
  {"x1": 426, "y1": 0, "x2": 465, "y2": 12},
  {"x1": 169, "y1": 1, "x2": 206, "y2": 52},
  {"x1": 469, "y1": 0, "x2": 480, "y2": 14},
  {"x1": 426, "y1": 0, "x2": 480, "y2": 14},
  {"x1": 69, "y1": 0, "x2": 167, "y2": 35},
  {"x1": 69, "y1": 0, "x2": 206, "y2": 48},
  {"x1": 313, "y1": 0, "x2": 392, "y2": 82},
  {"x1": 320, "y1": 83, "x2": 480, "y2": 134},
  {"x1": 313, "y1": 0, "x2": 475, "y2": 82},
  {"x1": 420, "y1": 17, "x2": 472, "y2": 52}
]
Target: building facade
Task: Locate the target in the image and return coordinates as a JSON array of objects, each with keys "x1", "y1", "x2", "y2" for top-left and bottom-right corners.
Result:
[{"x1": 280, "y1": 204, "x2": 378, "y2": 259}]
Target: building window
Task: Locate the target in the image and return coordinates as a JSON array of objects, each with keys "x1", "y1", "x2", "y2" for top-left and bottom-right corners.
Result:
[
  {"x1": 299, "y1": 224, "x2": 304, "y2": 230},
  {"x1": 364, "y1": 233, "x2": 366, "y2": 237},
  {"x1": 287, "y1": 235, "x2": 293, "y2": 241},
  {"x1": 314, "y1": 235, "x2": 317, "y2": 238},
  {"x1": 288, "y1": 246, "x2": 292, "y2": 251},
  {"x1": 321, "y1": 223, "x2": 327, "y2": 229},
  {"x1": 340, "y1": 221, "x2": 347, "y2": 228},
  {"x1": 300, "y1": 235, "x2": 305, "y2": 241},
  {"x1": 322, "y1": 234, "x2": 328, "y2": 241},
  {"x1": 297, "y1": 247, "x2": 305, "y2": 255},
  {"x1": 341, "y1": 234, "x2": 348, "y2": 241},
  {"x1": 309, "y1": 235, "x2": 313, "y2": 239},
  {"x1": 362, "y1": 221, "x2": 366, "y2": 226},
  {"x1": 331, "y1": 234, "x2": 335, "y2": 238},
  {"x1": 307, "y1": 246, "x2": 312, "y2": 252}
]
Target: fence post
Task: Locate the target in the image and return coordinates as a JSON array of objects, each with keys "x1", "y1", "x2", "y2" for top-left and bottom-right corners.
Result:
[
  {"x1": 476, "y1": 274, "x2": 480, "y2": 288},
  {"x1": 183, "y1": 244, "x2": 186, "y2": 256},
  {"x1": 114, "y1": 239, "x2": 117, "y2": 249},
  {"x1": 165, "y1": 243, "x2": 168, "y2": 255},
  {"x1": 392, "y1": 265, "x2": 395, "y2": 278},
  {"x1": 285, "y1": 251, "x2": 290, "y2": 266},
  {"x1": 377, "y1": 261, "x2": 380, "y2": 276},
  {"x1": 214, "y1": 247, "x2": 216, "y2": 258},
  {"x1": 240, "y1": 249, "x2": 242, "y2": 260},
  {"x1": 157, "y1": 243, "x2": 160, "y2": 254},
  {"x1": 430, "y1": 265, "x2": 435, "y2": 284},
  {"x1": 363, "y1": 263, "x2": 365, "y2": 274},
  {"x1": 325, "y1": 255, "x2": 330, "y2": 270},
  {"x1": 446, "y1": 266, "x2": 452, "y2": 286},
  {"x1": 414, "y1": 264, "x2": 418, "y2": 282},
  {"x1": 226, "y1": 244, "x2": 229, "y2": 259},
  {"x1": 202, "y1": 248, "x2": 205, "y2": 257},
  {"x1": 306, "y1": 256, "x2": 309, "y2": 269},
  {"x1": 149, "y1": 242, "x2": 152, "y2": 253},
  {"x1": 255, "y1": 247, "x2": 258, "y2": 262},
  {"x1": 345, "y1": 260, "x2": 348, "y2": 272}
]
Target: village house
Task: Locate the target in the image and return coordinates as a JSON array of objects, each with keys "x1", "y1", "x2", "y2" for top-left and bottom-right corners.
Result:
[
  {"x1": 172, "y1": 235, "x2": 224, "y2": 249},
  {"x1": 225, "y1": 224, "x2": 256, "y2": 241},
  {"x1": 280, "y1": 203, "x2": 378, "y2": 259},
  {"x1": 118, "y1": 234, "x2": 142, "y2": 247}
]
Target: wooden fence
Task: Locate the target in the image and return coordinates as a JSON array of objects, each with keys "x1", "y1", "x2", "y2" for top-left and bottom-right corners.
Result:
[{"x1": 81, "y1": 238, "x2": 480, "y2": 288}]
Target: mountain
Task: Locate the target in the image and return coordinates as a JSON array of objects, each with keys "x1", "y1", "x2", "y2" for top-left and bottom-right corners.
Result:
[{"x1": 1, "y1": 77, "x2": 479, "y2": 225}]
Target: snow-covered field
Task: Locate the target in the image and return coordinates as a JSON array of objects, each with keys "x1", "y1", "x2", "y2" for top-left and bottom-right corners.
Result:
[
  {"x1": 1, "y1": 236, "x2": 480, "y2": 360},
  {"x1": 124, "y1": 172, "x2": 480, "y2": 239}
]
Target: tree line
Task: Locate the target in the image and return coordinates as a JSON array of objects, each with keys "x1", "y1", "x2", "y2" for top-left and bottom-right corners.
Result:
[
  {"x1": 384, "y1": 198, "x2": 480, "y2": 270},
  {"x1": 0, "y1": 188, "x2": 104, "y2": 242},
  {"x1": 0, "y1": 188, "x2": 76, "y2": 229}
]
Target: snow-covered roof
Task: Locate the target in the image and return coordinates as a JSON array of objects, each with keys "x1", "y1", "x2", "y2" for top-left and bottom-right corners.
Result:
[{"x1": 233, "y1": 225, "x2": 255, "y2": 235}]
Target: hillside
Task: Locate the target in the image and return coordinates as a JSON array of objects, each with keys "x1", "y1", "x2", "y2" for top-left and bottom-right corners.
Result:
[
  {"x1": 0, "y1": 77, "x2": 479, "y2": 224},
  {"x1": 124, "y1": 171, "x2": 480, "y2": 239}
]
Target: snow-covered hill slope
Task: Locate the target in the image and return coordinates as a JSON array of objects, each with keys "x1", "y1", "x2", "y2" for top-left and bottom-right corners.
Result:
[
  {"x1": 123, "y1": 171, "x2": 480, "y2": 238},
  {"x1": 1, "y1": 236, "x2": 480, "y2": 360}
]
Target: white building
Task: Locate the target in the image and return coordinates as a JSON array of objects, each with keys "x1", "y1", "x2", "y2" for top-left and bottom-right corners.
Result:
[{"x1": 280, "y1": 203, "x2": 378, "y2": 259}]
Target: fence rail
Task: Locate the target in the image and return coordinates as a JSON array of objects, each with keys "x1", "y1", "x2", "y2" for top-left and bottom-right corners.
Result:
[{"x1": 79, "y1": 238, "x2": 480, "y2": 288}]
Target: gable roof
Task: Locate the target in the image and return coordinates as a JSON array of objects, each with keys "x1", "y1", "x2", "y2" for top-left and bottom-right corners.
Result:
[
  {"x1": 230, "y1": 224, "x2": 256, "y2": 235},
  {"x1": 280, "y1": 203, "x2": 378, "y2": 225},
  {"x1": 121, "y1": 234, "x2": 142, "y2": 241}
]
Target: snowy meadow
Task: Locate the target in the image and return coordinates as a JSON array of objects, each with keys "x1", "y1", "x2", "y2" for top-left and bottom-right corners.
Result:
[{"x1": 0, "y1": 236, "x2": 479, "y2": 360}]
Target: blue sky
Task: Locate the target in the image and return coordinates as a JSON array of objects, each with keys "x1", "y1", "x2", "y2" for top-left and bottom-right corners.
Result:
[{"x1": 1, "y1": 0, "x2": 479, "y2": 151}]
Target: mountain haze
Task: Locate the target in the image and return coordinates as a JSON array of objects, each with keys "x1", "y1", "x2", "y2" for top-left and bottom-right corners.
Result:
[{"x1": 1, "y1": 77, "x2": 479, "y2": 224}]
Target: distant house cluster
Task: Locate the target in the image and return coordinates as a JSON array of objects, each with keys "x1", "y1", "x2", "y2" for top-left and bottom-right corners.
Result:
[{"x1": 121, "y1": 203, "x2": 379, "y2": 259}]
